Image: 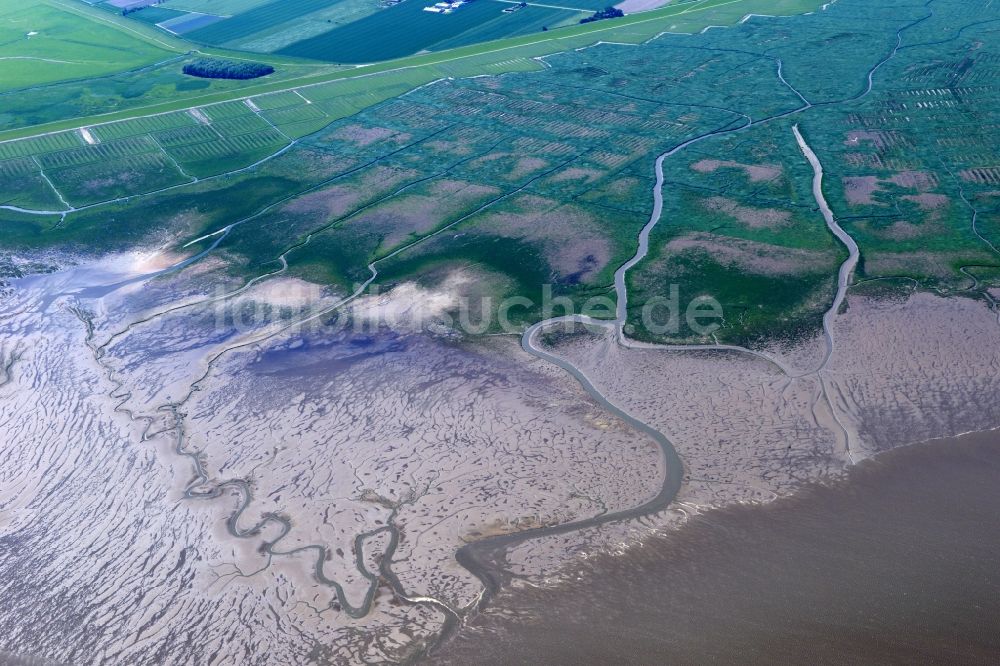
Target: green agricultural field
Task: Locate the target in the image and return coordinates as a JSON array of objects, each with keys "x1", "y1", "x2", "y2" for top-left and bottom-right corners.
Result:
[
  {"x1": 143, "y1": 0, "x2": 644, "y2": 60},
  {"x1": 0, "y1": 131, "x2": 83, "y2": 160},
  {"x1": 424, "y1": 5, "x2": 583, "y2": 51},
  {"x1": 0, "y1": 158, "x2": 66, "y2": 210},
  {"x1": 161, "y1": 0, "x2": 271, "y2": 13},
  {"x1": 277, "y1": 1, "x2": 529, "y2": 63},
  {"x1": 195, "y1": 0, "x2": 388, "y2": 53},
  {"x1": 520, "y1": 0, "x2": 625, "y2": 9},
  {"x1": 183, "y1": 0, "x2": 341, "y2": 45},
  {"x1": 47, "y1": 151, "x2": 191, "y2": 206},
  {"x1": 131, "y1": 0, "x2": 732, "y2": 64},
  {"x1": 0, "y1": 0, "x2": 826, "y2": 140},
  {"x1": 89, "y1": 111, "x2": 198, "y2": 142},
  {"x1": 168, "y1": 128, "x2": 289, "y2": 177},
  {"x1": 0, "y1": 48, "x2": 350, "y2": 138},
  {"x1": 0, "y1": 0, "x2": 343, "y2": 135},
  {"x1": 124, "y1": 6, "x2": 186, "y2": 25},
  {"x1": 6, "y1": 0, "x2": 997, "y2": 343},
  {"x1": 0, "y1": 0, "x2": 173, "y2": 92}
]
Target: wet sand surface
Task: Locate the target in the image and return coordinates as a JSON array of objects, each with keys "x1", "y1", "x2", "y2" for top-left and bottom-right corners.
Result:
[
  {"x1": 0, "y1": 257, "x2": 665, "y2": 664},
  {"x1": 433, "y1": 430, "x2": 1000, "y2": 665},
  {"x1": 2, "y1": 247, "x2": 999, "y2": 663}
]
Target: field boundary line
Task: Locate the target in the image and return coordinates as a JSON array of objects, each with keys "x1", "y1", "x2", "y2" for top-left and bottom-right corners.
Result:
[
  {"x1": 43, "y1": 0, "x2": 186, "y2": 53},
  {"x1": 1, "y1": 0, "x2": 801, "y2": 146},
  {"x1": 494, "y1": 0, "x2": 592, "y2": 12}
]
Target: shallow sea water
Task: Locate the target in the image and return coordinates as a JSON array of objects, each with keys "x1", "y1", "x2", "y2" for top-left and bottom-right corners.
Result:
[{"x1": 433, "y1": 431, "x2": 1000, "y2": 665}]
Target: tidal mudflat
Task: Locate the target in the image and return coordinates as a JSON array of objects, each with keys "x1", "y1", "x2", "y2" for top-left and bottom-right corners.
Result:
[
  {"x1": 2, "y1": 0, "x2": 999, "y2": 661},
  {"x1": 432, "y1": 429, "x2": 1000, "y2": 665},
  {"x1": 3, "y1": 246, "x2": 999, "y2": 664},
  {"x1": 0, "y1": 255, "x2": 664, "y2": 663}
]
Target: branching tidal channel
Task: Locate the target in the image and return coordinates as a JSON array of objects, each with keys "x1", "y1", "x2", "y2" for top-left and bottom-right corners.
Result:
[{"x1": 61, "y1": 9, "x2": 934, "y2": 659}]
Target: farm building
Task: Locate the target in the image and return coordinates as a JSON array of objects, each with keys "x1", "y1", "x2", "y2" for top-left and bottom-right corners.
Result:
[{"x1": 423, "y1": 1, "x2": 466, "y2": 13}]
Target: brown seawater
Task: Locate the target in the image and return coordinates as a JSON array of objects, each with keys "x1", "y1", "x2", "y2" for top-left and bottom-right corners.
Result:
[{"x1": 433, "y1": 431, "x2": 1000, "y2": 665}]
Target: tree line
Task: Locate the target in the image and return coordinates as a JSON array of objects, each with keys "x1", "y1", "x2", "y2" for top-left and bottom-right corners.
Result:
[
  {"x1": 182, "y1": 58, "x2": 275, "y2": 80},
  {"x1": 579, "y1": 6, "x2": 624, "y2": 23}
]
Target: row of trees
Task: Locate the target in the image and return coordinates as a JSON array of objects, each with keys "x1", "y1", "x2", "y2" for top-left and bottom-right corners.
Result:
[
  {"x1": 182, "y1": 58, "x2": 275, "y2": 80},
  {"x1": 579, "y1": 6, "x2": 624, "y2": 23}
]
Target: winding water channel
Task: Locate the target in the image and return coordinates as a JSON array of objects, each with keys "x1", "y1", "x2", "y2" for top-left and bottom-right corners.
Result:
[
  {"x1": 77, "y1": 59, "x2": 877, "y2": 659},
  {"x1": 450, "y1": 53, "x2": 898, "y2": 655},
  {"x1": 4, "y1": 4, "x2": 944, "y2": 660},
  {"x1": 792, "y1": 124, "x2": 860, "y2": 373}
]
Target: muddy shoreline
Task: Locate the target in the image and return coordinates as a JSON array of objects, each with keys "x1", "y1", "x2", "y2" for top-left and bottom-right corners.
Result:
[{"x1": 432, "y1": 428, "x2": 1000, "y2": 664}]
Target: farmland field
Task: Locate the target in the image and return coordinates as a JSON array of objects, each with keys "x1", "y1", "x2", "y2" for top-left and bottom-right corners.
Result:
[
  {"x1": 174, "y1": 0, "x2": 586, "y2": 63},
  {"x1": 429, "y1": 5, "x2": 583, "y2": 51},
  {"x1": 161, "y1": 0, "x2": 271, "y2": 12},
  {"x1": 8, "y1": 0, "x2": 998, "y2": 333},
  {"x1": 520, "y1": 0, "x2": 629, "y2": 9},
  {"x1": 122, "y1": 0, "x2": 712, "y2": 63},
  {"x1": 158, "y1": 13, "x2": 225, "y2": 34},
  {"x1": 0, "y1": 0, "x2": 818, "y2": 139},
  {"x1": 183, "y1": 0, "x2": 339, "y2": 44},
  {"x1": 277, "y1": 0, "x2": 573, "y2": 62},
  {"x1": 0, "y1": 52, "x2": 335, "y2": 134},
  {"x1": 4, "y1": 0, "x2": 997, "y2": 337},
  {"x1": 0, "y1": 0, "x2": 173, "y2": 91},
  {"x1": 122, "y1": 6, "x2": 186, "y2": 25},
  {"x1": 230, "y1": 0, "x2": 391, "y2": 52}
]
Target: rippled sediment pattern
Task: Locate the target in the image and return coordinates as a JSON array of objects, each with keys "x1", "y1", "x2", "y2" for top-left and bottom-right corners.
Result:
[
  {"x1": 0, "y1": 260, "x2": 662, "y2": 664},
  {"x1": 433, "y1": 430, "x2": 1000, "y2": 664}
]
